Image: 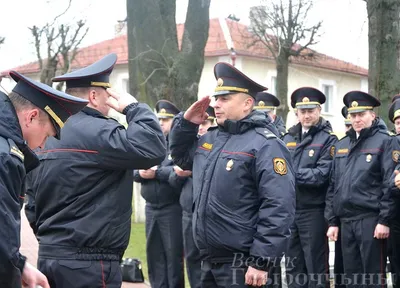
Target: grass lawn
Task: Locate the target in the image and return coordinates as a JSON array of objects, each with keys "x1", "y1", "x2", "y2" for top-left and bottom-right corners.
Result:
[{"x1": 124, "y1": 198, "x2": 190, "y2": 287}]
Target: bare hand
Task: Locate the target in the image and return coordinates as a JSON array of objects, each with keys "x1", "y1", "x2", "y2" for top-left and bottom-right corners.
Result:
[
  {"x1": 374, "y1": 224, "x2": 389, "y2": 239},
  {"x1": 394, "y1": 170, "x2": 400, "y2": 189},
  {"x1": 327, "y1": 226, "x2": 339, "y2": 241},
  {"x1": 184, "y1": 96, "x2": 211, "y2": 125},
  {"x1": 22, "y1": 262, "x2": 50, "y2": 288},
  {"x1": 245, "y1": 266, "x2": 268, "y2": 287},
  {"x1": 173, "y1": 166, "x2": 192, "y2": 177},
  {"x1": 106, "y1": 88, "x2": 138, "y2": 113},
  {"x1": 139, "y1": 169, "x2": 156, "y2": 179}
]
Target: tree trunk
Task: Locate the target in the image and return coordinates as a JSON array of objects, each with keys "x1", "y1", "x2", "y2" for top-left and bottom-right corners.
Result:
[
  {"x1": 275, "y1": 51, "x2": 290, "y2": 124},
  {"x1": 127, "y1": 0, "x2": 210, "y2": 110},
  {"x1": 367, "y1": 0, "x2": 400, "y2": 126},
  {"x1": 171, "y1": 0, "x2": 211, "y2": 109}
]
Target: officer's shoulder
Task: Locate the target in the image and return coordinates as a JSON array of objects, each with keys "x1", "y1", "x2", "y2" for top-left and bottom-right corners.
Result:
[
  {"x1": 377, "y1": 130, "x2": 394, "y2": 137},
  {"x1": 255, "y1": 127, "x2": 277, "y2": 140},
  {"x1": 0, "y1": 137, "x2": 24, "y2": 162}
]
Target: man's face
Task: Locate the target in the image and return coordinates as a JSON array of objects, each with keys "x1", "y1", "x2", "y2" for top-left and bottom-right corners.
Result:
[
  {"x1": 297, "y1": 107, "x2": 321, "y2": 129},
  {"x1": 213, "y1": 93, "x2": 253, "y2": 125},
  {"x1": 350, "y1": 110, "x2": 375, "y2": 133},
  {"x1": 159, "y1": 118, "x2": 173, "y2": 135},
  {"x1": 199, "y1": 119, "x2": 214, "y2": 136},
  {"x1": 20, "y1": 108, "x2": 56, "y2": 149},
  {"x1": 395, "y1": 118, "x2": 400, "y2": 134}
]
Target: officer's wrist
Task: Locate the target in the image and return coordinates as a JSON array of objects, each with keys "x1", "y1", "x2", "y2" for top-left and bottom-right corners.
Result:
[{"x1": 122, "y1": 102, "x2": 139, "y2": 115}]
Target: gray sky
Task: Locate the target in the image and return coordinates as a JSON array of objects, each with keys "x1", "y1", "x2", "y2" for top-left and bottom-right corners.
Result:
[{"x1": 0, "y1": 0, "x2": 368, "y2": 71}]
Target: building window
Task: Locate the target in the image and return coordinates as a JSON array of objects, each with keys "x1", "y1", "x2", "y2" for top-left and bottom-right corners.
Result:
[
  {"x1": 271, "y1": 76, "x2": 277, "y2": 96},
  {"x1": 322, "y1": 84, "x2": 334, "y2": 113}
]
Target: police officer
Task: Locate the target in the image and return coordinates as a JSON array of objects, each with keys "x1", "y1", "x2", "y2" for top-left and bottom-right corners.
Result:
[
  {"x1": 169, "y1": 105, "x2": 217, "y2": 288},
  {"x1": 27, "y1": 54, "x2": 166, "y2": 287},
  {"x1": 169, "y1": 62, "x2": 296, "y2": 287},
  {"x1": 387, "y1": 99, "x2": 400, "y2": 288},
  {"x1": 342, "y1": 106, "x2": 352, "y2": 132},
  {"x1": 282, "y1": 87, "x2": 337, "y2": 288},
  {"x1": 326, "y1": 91, "x2": 396, "y2": 288},
  {"x1": 134, "y1": 99, "x2": 185, "y2": 288},
  {"x1": 254, "y1": 91, "x2": 286, "y2": 137},
  {"x1": 0, "y1": 71, "x2": 88, "y2": 288}
]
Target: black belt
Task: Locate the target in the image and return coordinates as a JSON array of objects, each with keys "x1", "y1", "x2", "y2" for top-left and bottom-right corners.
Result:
[{"x1": 39, "y1": 244, "x2": 124, "y2": 261}]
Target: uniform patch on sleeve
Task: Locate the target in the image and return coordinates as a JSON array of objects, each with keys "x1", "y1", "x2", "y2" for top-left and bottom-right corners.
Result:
[
  {"x1": 10, "y1": 146, "x2": 24, "y2": 161},
  {"x1": 393, "y1": 150, "x2": 400, "y2": 162},
  {"x1": 330, "y1": 146, "x2": 335, "y2": 158},
  {"x1": 201, "y1": 142, "x2": 213, "y2": 150},
  {"x1": 273, "y1": 157, "x2": 287, "y2": 176}
]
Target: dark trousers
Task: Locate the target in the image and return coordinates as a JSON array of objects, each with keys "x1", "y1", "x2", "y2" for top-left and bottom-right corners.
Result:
[
  {"x1": 38, "y1": 258, "x2": 122, "y2": 288},
  {"x1": 183, "y1": 211, "x2": 202, "y2": 288},
  {"x1": 267, "y1": 264, "x2": 283, "y2": 288},
  {"x1": 334, "y1": 225, "x2": 345, "y2": 288},
  {"x1": 389, "y1": 218, "x2": 400, "y2": 288},
  {"x1": 285, "y1": 209, "x2": 329, "y2": 288},
  {"x1": 145, "y1": 202, "x2": 184, "y2": 288},
  {"x1": 341, "y1": 216, "x2": 387, "y2": 288},
  {"x1": 201, "y1": 260, "x2": 267, "y2": 288}
]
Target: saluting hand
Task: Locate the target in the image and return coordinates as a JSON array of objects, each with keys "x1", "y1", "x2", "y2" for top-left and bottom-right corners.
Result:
[
  {"x1": 374, "y1": 224, "x2": 390, "y2": 239},
  {"x1": 394, "y1": 170, "x2": 400, "y2": 189},
  {"x1": 106, "y1": 88, "x2": 138, "y2": 113},
  {"x1": 173, "y1": 166, "x2": 192, "y2": 177},
  {"x1": 184, "y1": 96, "x2": 211, "y2": 125},
  {"x1": 245, "y1": 266, "x2": 268, "y2": 287},
  {"x1": 326, "y1": 226, "x2": 339, "y2": 241}
]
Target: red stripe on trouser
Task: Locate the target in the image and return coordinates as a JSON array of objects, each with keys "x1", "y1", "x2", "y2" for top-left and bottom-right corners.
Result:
[{"x1": 100, "y1": 260, "x2": 106, "y2": 288}]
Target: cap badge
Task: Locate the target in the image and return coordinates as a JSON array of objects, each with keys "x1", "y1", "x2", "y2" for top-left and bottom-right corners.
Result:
[
  {"x1": 217, "y1": 78, "x2": 224, "y2": 87},
  {"x1": 160, "y1": 108, "x2": 166, "y2": 114},
  {"x1": 302, "y1": 97, "x2": 310, "y2": 103},
  {"x1": 226, "y1": 159, "x2": 234, "y2": 171},
  {"x1": 258, "y1": 101, "x2": 265, "y2": 107},
  {"x1": 351, "y1": 101, "x2": 359, "y2": 108}
]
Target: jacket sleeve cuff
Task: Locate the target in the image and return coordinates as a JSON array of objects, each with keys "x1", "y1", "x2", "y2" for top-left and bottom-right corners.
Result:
[
  {"x1": 15, "y1": 254, "x2": 27, "y2": 272},
  {"x1": 378, "y1": 218, "x2": 389, "y2": 226},
  {"x1": 248, "y1": 256, "x2": 277, "y2": 272},
  {"x1": 122, "y1": 102, "x2": 139, "y2": 115},
  {"x1": 179, "y1": 114, "x2": 199, "y2": 131}
]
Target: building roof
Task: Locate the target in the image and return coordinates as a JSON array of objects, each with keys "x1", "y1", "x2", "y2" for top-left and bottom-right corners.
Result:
[{"x1": 0, "y1": 18, "x2": 368, "y2": 77}]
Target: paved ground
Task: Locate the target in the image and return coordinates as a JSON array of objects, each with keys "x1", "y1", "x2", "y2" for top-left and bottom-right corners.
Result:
[{"x1": 20, "y1": 208, "x2": 150, "y2": 288}]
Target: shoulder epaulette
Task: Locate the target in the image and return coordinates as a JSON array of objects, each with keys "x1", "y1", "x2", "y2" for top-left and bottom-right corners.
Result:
[
  {"x1": 256, "y1": 128, "x2": 277, "y2": 140},
  {"x1": 7, "y1": 139, "x2": 24, "y2": 161}
]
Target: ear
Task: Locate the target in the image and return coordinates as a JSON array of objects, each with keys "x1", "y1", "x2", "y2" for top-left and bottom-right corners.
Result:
[
  {"x1": 244, "y1": 96, "x2": 254, "y2": 110},
  {"x1": 371, "y1": 111, "x2": 376, "y2": 119},
  {"x1": 25, "y1": 108, "x2": 40, "y2": 127},
  {"x1": 88, "y1": 89, "x2": 98, "y2": 107}
]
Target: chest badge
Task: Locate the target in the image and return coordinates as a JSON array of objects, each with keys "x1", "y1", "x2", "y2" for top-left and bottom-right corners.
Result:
[
  {"x1": 309, "y1": 149, "x2": 315, "y2": 157},
  {"x1": 366, "y1": 154, "x2": 372, "y2": 162},
  {"x1": 226, "y1": 159, "x2": 234, "y2": 171}
]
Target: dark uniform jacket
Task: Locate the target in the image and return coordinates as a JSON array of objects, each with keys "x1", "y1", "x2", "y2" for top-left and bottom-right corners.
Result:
[
  {"x1": 169, "y1": 111, "x2": 296, "y2": 269},
  {"x1": 0, "y1": 92, "x2": 40, "y2": 287},
  {"x1": 28, "y1": 105, "x2": 166, "y2": 260},
  {"x1": 325, "y1": 118, "x2": 396, "y2": 227},
  {"x1": 282, "y1": 118, "x2": 337, "y2": 211},
  {"x1": 134, "y1": 136, "x2": 183, "y2": 208}
]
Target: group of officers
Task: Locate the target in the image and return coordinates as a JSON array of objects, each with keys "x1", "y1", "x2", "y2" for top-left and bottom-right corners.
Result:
[{"x1": 1, "y1": 51, "x2": 400, "y2": 288}]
